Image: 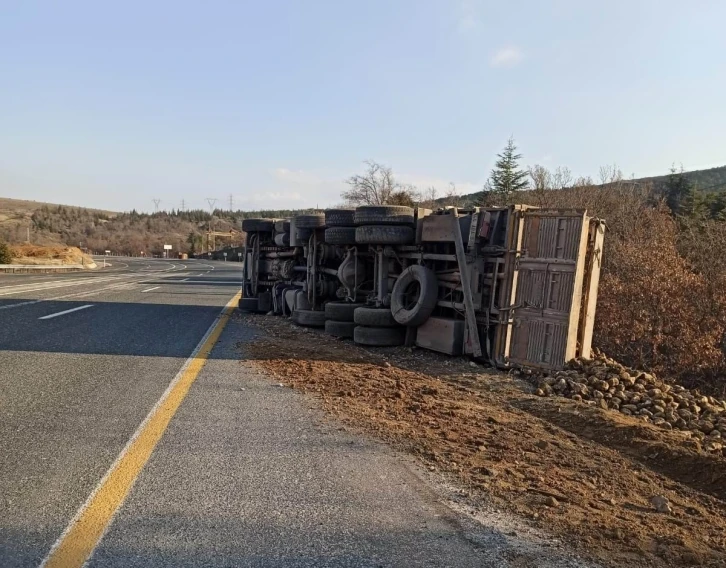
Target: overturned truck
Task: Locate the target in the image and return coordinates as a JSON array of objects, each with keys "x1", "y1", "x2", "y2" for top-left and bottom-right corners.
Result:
[{"x1": 240, "y1": 205, "x2": 605, "y2": 371}]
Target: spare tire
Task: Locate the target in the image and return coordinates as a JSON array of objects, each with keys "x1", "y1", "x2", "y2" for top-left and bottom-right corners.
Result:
[
  {"x1": 391, "y1": 265, "x2": 439, "y2": 326},
  {"x1": 324, "y1": 320, "x2": 356, "y2": 339},
  {"x1": 325, "y1": 301, "x2": 365, "y2": 322},
  {"x1": 354, "y1": 206, "x2": 414, "y2": 226},
  {"x1": 324, "y1": 227, "x2": 357, "y2": 245},
  {"x1": 274, "y1": 233, "x2": 290, "y2": 246},
  {"x1": 291, "y1": 309, "x2": 326, "y2": 327},
  {"x1": 325, "y1": 209, "x2": 356, "y2": 227},
  {"x1": 238, "y1": 297, "x2": 260, "y2": 312},
  {"x1": 274, "y1": 219, "x2": 291, "y2": 233},
  {"x1": 355, "y1": 225, "x2": 414, "y2": 245},
  {"x1": 242, "y1": 218, "x2": 274, "y2": 232},
  {"x1": 354, "y1": 306, "x2": 397, "y2": 327},
  {"x1": 295, "y1": 213, "x2": 326, "y2": 229},
  {"x1": 354, "y1": 325, "x2": 405, "y2": 346}
]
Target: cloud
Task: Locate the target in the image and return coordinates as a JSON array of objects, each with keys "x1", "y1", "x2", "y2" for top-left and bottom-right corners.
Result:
[{"x1": 489, "y1": 46, "x2": 524, "y2": 68}]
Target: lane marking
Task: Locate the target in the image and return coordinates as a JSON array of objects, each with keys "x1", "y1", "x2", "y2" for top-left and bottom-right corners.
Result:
[
  {"x1": 39, "y1": 291, "x2": 242, "y2": 568},
  {"x1": 141, "y1": 287, "x2": 159, "y2": 293},
  {"x1": 38, "y1": 305, "x2": 94, "y2": 320},
  {"x1": 0, "y1": 264, "x2": 190, "y2": 312}
]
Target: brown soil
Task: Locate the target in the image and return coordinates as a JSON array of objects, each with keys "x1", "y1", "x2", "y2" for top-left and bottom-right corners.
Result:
[
  {"x1": 9, "y1": 245, "x2": 95, "y2": 267},
  {"x1": 236, "y1": 313, "x2": 726, "y2": 568}
]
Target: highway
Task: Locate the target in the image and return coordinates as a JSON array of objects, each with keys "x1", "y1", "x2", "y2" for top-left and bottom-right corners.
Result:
[{"x1": 0, "y1": 258, "x2": 539, "y2": 567}]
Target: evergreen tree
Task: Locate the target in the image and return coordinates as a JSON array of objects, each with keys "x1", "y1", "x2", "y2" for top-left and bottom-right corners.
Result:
[
  {"x1": 664, "y1": 165, "x2": 693, "y2": 214},
  {"x1": 0, "y1": 239, "x2": 12, "y2": 264},
  {"x1": 488, "y1": 137, "x2": 529, "y2": 203}
]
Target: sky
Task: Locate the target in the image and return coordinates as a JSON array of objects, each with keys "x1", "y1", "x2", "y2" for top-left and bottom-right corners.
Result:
[{"x1": 1, "y1": 0, "x2": 725, "y2": 212}]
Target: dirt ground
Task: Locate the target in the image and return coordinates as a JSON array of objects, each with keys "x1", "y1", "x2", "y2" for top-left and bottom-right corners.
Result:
[
  {"x1": 8, "y1": 244, "x2": 96, "y2": 267},
  {"x1": 235, "y1": 313, "x2": 726, "y2": 568}
]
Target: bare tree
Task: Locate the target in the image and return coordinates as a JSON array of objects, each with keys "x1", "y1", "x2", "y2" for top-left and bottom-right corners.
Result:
[
  {"x1": 342, "y1": 161, "x2": 421, "y2": 206},
  {"x1": 419, "y1": 186, "x2": 438, "y2": 210},
  {"x1": 442, "y1": 183, "x2": 461, "y2": 207},
  {"x1": 342, "y1": 161, "x2": 397, "y2": 205}
]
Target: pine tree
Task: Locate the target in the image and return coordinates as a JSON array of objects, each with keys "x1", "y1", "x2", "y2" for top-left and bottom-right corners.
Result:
[
  {"x1": 488, "y1": 137, "x2": 529, "y2": 203},
  {"x1": 664, "y1": 165, "x2": 693, "y2": 214},
  {"x1": 0, "y1": 239, "x2": 12, "y2": 264}
]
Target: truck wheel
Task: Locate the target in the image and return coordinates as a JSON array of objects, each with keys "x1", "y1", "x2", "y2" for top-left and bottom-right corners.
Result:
[
  {"x1": 274, "y1": 219, "x2": 291, "y2": 233},
  {"x1": 242, "y1": 218, "x2": 274, "y2": 232},
  {"x1": 355, "y1": 225, "x2": 414, "y2": 245},
  {"x1": 324, "y1": 320, "x2": 356, "y2": 339},
  {"x1": 325, "y1": 301, "x2": 365, "y2": 322},
  {"x1": 354, "y1": 325, "x2": 405, "y2": 346},
  {"x1": 354, "y1": 306, "x2": 397, "y2": 327},
  {"x1": 238, "y1": 297, "x2": 260, "y2": 312},
  {"x1": 325, "y1": 209, "x2": 356, "y2": 227},
  {"x1": 391, "y1": 265, "x2": 438, "y2": 326},
  {"x1": 295, "y1": 213, "x2": 326, "y2": 229},
  {"x1": 354, "y1": 205, "x2": 414, "y2": 226},
  {"x1": 324, "y1": 227, "x2": 357, "y2": 245},
  {"x1": 292, "y1": 309, "x2": 326, "y2": 327}
]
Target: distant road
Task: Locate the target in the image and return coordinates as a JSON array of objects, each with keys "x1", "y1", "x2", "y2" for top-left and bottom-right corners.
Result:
[{"x1": 0, "y1": 258, "x2": 243, "y2": 567}]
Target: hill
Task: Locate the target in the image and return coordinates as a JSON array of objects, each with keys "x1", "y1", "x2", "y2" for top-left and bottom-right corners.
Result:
[
  {"x1": 451, "y1": 164, "x2": 726, "y2": 206},
  {"x1": 0, "y1": 197, "x2": 310, "y2": 257}
]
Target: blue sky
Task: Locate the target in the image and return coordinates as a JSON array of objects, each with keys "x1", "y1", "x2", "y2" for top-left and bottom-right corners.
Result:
[{"x1": 1, "y1": 0, "x2": 724, "y2": 212}]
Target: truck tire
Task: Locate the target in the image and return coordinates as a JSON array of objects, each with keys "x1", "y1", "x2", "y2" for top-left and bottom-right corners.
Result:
[
  {"x1": 294, "y1": 213, "x2": 326, "y2": 229},
  {"x1": 274, "y1": 219, "x2": 291, "y2": 233},
  {"x1": 274, "y1": 233, "x2": 290, "y2": 246},
  {"x1": 354, "y1": 325, "x2": 405, "y2": 346},
  {"x1": 354, "y1": 306, "x2": 397, "y2": 327},
  {"x1": 324, "y1": 320, "x2": 356, "y2": 339},
  {"x1": 355, "y1": 225, "x2": 414, "y2": 245},
  {"x1": 354, "y1": 205, "x2": 414, "y2": 226},
  {"x1": 324, "y1": 227, "x2": 357, "y2": 245},
  {"x1": 238, "y1": 297, "x2": 260, "y2": 312},
  {"x1": 391, "y1": 265, "x2": 438, "y2": 326},
  {"x1": 325, "y1": 209, "x2": 356, "y2": 227},
  {"x1": 242, "y1": 218, "x2": 274, "y2": 232},
  {"x1": 291, "y1": 309, "x2": 326, "y2": 327},
  {"x1": 325, "y1": 301, "x2": 365, "y2": 322}
]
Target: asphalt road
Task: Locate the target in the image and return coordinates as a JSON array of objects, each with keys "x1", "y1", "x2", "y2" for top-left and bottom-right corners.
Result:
[{"x1": 0, "y1": 258, "x2": 590, "y2": 568}]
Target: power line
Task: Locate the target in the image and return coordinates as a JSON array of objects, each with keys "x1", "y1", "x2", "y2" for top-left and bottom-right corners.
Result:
[
  {"x1": 181, "y1": 199, "x2": 186, "y2": 211},
  {"x1": 229, "y1": 194, "x2": 234, "y2": 211},
  {"x1": 152, "y1": 199, "x2": 161, "y2": 212}
]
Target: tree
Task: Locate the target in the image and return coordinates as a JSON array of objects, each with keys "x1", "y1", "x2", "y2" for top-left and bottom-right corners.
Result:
[
  {"x1": 664, "y1": 164, "x2": 693, "y2": 215},
  {"x1": 342, "y1": 160, "x2": 419, "y2": 206},
  {"x1": 488, "y1": 137, "x2": 528, "y2": 203},
  {"x1": 0, "y1": 239, "x2": 12, "y2": 264}
]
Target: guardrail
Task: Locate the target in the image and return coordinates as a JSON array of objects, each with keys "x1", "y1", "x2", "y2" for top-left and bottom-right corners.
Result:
[{"x1": 0, "y1": 264, "x2": 87, "y2": 274}]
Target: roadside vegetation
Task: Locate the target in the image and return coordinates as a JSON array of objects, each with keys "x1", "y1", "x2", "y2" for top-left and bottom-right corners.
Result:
[{"x1": 0, "y1": 239, "x2": 12, "y2": 264}]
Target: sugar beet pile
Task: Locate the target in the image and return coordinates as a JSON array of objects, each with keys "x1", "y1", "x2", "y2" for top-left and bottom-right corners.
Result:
[{"x1": 521, "y1": 350, "x2": 726, "y2": 455}]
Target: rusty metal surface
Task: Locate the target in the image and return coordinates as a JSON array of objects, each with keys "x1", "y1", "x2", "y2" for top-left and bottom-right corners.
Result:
[{"x1": 504, "y1": 211, "x2": 590, "y2": 370}]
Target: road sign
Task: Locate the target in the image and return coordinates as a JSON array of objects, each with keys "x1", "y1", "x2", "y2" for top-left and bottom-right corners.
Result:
[
  {"x1": 163, "y1": 244, "x2": 172, "y2": 250},
  {"x1": 223, "y1": 252, "x2": 227, "y2": 256}
]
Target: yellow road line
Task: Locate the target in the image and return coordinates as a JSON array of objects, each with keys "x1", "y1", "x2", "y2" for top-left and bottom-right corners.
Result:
[{"x1": 40, "y1": 292, "x2": 241, "y2": 568}]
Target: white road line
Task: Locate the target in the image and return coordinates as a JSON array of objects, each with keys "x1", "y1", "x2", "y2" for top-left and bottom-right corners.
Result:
[
  {"x1": 181, "y1": 278, "x2": 189, "y2": 282},
  {"x1": 38, "y1": 305, "x2": 94, "y2": 320},
  {"x1": 141, "y1": 287, "x2": 160, "y2": 293}
]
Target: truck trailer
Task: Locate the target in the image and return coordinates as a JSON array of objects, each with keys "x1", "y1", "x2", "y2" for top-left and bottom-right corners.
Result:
[{"x1": 239, "y1": 204, "x2": 605, "y2": 371}]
